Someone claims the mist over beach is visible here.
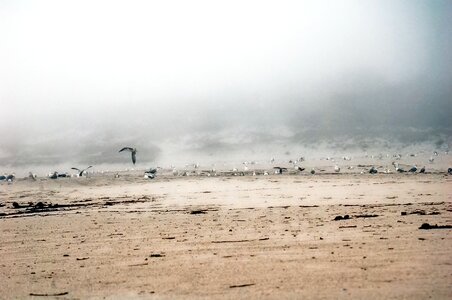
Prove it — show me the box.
[1,0,451,172]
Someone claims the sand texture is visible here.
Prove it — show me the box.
[1,172,451,299]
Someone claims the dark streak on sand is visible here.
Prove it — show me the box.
[29,292,69,296]
[229,283,255,288]
[212,237,269,243]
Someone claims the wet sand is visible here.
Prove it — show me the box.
[1,173,451,299]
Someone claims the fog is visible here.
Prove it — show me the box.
[0,0,451,171]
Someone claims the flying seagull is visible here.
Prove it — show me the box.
[119,147,137,165]
[71,166,93,177]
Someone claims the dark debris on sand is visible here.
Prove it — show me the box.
[1,197,158,218]
[401,210,440,216]
[354,214,379,218]
[419,223,452,230]
[334,215,350,221]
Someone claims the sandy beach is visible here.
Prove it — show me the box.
[1,171,451,299]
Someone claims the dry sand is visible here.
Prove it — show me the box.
[1,172,451,299]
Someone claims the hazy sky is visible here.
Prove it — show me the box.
[0,0,451,167]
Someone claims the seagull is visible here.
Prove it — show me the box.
[396,167,406,173]
[297,166,305,172]
[393,162,405,173]
[310,168,315,174]
[428,157,434,163]
[448,168,452,175]
[119,147,137,165]
[49,172,58,179]
[29,172,37,180]
[146,168,157,174]
[273,167,287,174]
[71,166,93,177]
[144,173,155,179]
[409,165,417,173]
[369,166,378,174]
[144,168,158,179]
[419,166,425,173]
[334,165,340,173]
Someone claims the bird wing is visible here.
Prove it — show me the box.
[119,147,134,153]
[83,166,93,171]
[132,152,136,164]
[71,168,81,171]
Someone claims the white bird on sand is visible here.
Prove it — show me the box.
[334,165,340,173]
[297,166,305,172]
[273,167,288,174]
[393,162,406,173]
[119,147,137,165]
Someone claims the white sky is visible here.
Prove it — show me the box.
[0,1,432,108]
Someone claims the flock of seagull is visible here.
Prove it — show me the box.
[0,148,451,183]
